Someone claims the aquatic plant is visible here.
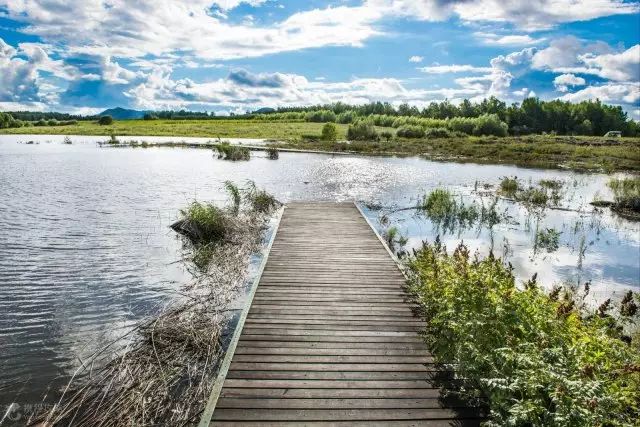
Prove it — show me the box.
[266,146,279,159]
[172,201,230,246]
[63,136,72,144]
[407,240,640,426]
[214,142,250,161]
[539,179,564,190]
[383,226,408,253]
[536,227,561,252]
[608,177,640,217]
[243,180,280,214]
[418,189,507,234]
[224,180,242,214]
[499,176,519,196]
[107,133,119,144]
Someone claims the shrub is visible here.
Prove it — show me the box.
[98,115,114,125]
[336,110,356,124]
[380,130,393,142]
[321,122,338,141]
[305,110,336,123]
[424,127,452,138]
[447,117,476,135]
[143,113,158,120]
[47,119,58,126]
[472,113,508,137]
[408,241,640,426]
[396,125,425,138]
[346,121,378,141]
[35,119,47,126]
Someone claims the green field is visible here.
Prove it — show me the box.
[2,119,639,171]
[0,119,350,140]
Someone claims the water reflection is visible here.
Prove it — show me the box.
[0,138,638,413]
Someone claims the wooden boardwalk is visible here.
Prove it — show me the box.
[204,202,483,426]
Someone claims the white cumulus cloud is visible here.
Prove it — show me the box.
[553,73,586,92]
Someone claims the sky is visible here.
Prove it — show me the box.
[0,0,638,117]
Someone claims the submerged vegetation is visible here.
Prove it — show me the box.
[499,176,564,207]
[408,240,640,426]
[419,189,504,233]
[37,182,280,426]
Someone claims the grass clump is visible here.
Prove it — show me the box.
[172,202,230,246]
[419,189,493,233]
[243,180,280,213]
[608,177,640,218]
[214,142,250,161]
[266,146,279,159]
[408,240,640,426]
[383,226,409,254]
[499,176,519,196]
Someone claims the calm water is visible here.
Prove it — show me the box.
[1,137,638,417]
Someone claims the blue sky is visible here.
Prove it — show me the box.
[0,0,638,117]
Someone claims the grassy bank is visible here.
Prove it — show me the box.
[407,240,640,426]
[2,119,639,171]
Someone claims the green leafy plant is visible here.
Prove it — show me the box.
[407,241,640,426]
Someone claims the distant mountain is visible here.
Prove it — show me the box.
[99,107,146,120]
[252,107,276,114]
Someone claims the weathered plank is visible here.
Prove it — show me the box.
[203,202,481,425]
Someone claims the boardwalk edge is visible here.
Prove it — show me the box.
[198,206,285,427]
[354,202,408,279]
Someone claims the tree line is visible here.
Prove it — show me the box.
[257,97,638,136]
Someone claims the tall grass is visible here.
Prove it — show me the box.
[608,177,640,217]
[214,142,250,160]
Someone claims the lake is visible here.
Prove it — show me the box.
[1,136,638,417]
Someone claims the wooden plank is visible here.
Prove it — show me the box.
[203,203,479,426]
[212,408,481,421]
[216,398,453,409]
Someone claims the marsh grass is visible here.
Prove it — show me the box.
[419,189,504,233]
[35,182,280,426]
[266,146,279,160]
[608,177,640,218]
[383,226,409,254]
[500,177,563,208]
[214,142,250,161]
